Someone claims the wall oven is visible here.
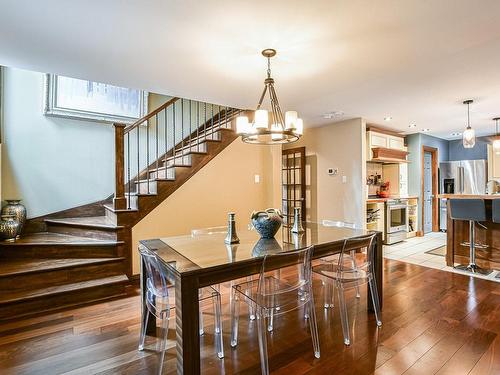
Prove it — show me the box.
[385,198,408,244]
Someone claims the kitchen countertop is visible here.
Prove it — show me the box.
[438,194,500,200]
[366,196,418,203]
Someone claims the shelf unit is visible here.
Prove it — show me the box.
[407,197,418,238]
[366,201,385,241]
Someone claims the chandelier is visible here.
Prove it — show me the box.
[236,49,303,144]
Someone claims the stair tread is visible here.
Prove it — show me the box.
[0,232,123,246]
[0,275,129,304]
[45,216,123,229]
[0,257,125,278]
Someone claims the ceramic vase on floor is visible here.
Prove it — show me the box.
[1,199,26,238]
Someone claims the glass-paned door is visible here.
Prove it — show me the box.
[282,147,306,227]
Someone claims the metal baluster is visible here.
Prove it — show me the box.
[197,102,200,152]
[172,101,176,168]
[210,104,214,140]
[167,107,168,179]
[146,116,150,194]
[136,126,140,199]
[155,113,159,179]
[190,100,193,154]
[181,99,184,163]
[127,132,131,209]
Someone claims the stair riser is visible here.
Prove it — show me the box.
[0,283,127,321]
[0,261,125,291]
[0,245,120,259]
[136,180,157,195]
[46,224,120,240]
[149,168,175,180]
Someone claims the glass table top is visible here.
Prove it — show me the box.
[140,222,373,275]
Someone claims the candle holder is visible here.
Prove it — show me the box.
[291,207,305,234]
[224,212,240,244]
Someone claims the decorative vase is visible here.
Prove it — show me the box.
[0,215,19,242]
[1,200,26,237]
[251,208,283,239]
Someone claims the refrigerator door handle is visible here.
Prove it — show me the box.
[458,166,464,193]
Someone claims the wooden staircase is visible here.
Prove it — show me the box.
[0,98,243,320]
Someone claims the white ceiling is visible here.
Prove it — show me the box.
[1,0,500,139]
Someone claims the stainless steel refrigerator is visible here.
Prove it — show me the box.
[439,160,487,231]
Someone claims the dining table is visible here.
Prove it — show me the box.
[139,222,383,374]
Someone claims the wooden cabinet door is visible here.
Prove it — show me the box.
[488,144,500,179]
[370,132,388,148]
[388,135,405,150]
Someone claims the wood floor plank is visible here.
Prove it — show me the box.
[0,259,499,375]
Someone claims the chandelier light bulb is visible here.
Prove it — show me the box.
[295,118,304,135]
[285,111,298,129]
[254,109,269,129]
[236,116,249,134]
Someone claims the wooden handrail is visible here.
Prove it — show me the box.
[124,97,180,134]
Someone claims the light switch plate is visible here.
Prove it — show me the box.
[254,174,260,183]
[342,175,347,183]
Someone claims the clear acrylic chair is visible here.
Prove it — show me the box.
[320,220,360,308]
[312,233,381,346]
[138,247,224,375]
[230,246,320,375]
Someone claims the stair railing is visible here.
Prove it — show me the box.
[113,97,242,210]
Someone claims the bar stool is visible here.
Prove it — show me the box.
[449,199,492,275]
[492,199,500,279]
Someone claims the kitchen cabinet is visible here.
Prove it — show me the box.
[366,128,406,161]
[382,163,408,197]
[487,144,500,180]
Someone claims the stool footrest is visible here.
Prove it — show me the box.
[459,242,489,249]
[454,264,493,276]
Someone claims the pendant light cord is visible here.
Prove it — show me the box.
[467,102,471,129]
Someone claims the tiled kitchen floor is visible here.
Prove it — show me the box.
[383,231,500,283]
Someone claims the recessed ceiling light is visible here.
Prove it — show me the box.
[323,111,344,119]
[451,132,462,136]
[384,116,392,121]
[421,128,430,132]
[408,123,417,128]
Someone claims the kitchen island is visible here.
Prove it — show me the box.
[438,194,500,270]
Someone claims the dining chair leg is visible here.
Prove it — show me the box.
[158,313,170,375]
[213,292,224,358]
[308,289,321,358]
[256,312,270,375]
[323,279,335,309]
[199,302,205,336]
[350,250,361,298]
[230,287,240,347]
[337,284,351,346]
[138,308,149,350]
[268,278,276,332]
[368,278,382,327]
[246,276,256,320]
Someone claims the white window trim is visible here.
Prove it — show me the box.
[43,74,148,124]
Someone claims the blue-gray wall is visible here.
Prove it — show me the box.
[406,133,450,232]
[448,136,489,161]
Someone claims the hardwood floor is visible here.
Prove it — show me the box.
[1,259,499,374]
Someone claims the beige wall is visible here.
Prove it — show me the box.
[131,139,281,274]
[284,118,366,228]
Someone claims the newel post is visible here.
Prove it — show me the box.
[113,123,127,210]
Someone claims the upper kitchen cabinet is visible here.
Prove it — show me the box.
[366,125,408,163]
[487,144,500,180]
